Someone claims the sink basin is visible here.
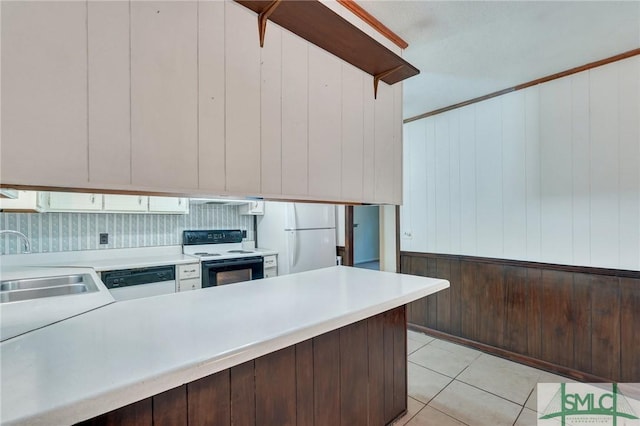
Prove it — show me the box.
[0,274,99,303]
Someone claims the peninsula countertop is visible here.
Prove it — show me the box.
[1,266,449,425]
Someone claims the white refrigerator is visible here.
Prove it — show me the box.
[257,202,336,275]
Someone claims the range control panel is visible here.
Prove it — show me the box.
[183,229,243,245]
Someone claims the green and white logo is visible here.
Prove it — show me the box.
[538,383,640,426]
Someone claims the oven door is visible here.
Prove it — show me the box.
[201,256,264,288]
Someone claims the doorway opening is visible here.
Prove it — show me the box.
[348,205,380,270]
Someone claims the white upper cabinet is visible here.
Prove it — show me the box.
[103,195,147,213]
[1,2,88,187]
[224,2,261,195]
[88,1,131,186]
[0,0,404,205]
[148,196,189,214]
[46,193,103,212]
[130,1,199,190]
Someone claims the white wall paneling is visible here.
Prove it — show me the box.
[617,56,640,270]
[539,77,573,265]
[458,104,477,256]
[199,1,226,192]
[402,55,640,270]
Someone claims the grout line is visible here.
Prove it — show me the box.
[428,405,472,426]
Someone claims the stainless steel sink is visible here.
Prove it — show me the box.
[0,274,99,303]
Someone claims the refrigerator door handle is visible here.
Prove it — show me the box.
[288,231,298,269]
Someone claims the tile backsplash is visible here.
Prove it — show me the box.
[0,203,254,255]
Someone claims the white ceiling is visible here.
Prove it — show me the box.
[359,1,640,119]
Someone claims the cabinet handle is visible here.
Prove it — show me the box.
[138,196,142,205]
[91,194,95,204]
[178,198,182,206]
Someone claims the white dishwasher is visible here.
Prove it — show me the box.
[101,266,176,301]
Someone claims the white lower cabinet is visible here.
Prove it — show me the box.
[177,263,201,292]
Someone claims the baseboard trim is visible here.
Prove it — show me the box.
[407,324,611,383]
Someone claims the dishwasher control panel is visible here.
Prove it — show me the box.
[101,266,176,289]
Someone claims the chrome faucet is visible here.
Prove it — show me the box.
[0,230,32,254]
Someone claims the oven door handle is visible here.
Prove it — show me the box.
[204,258,262,268]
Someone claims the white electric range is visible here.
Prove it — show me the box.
[182,230,264,287]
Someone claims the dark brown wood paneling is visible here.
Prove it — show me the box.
[407,256,428,324]
[230,361,256,426]
[295,341,314,426]
[459,260,478,340]
[367,311,385,426]
[449,258,462,335]
[540,270,574,367]
[340,319,369,425]
[344,206,354,266]
[526,268,543,359]
[426,258,438,328]
[188,371,230,426]
[383,310,395,423]
[590,275,620,381]
[435,258,451,333]
[620,278,640,382]
[77,398,152,426]
[401,251,637,383]
[504,265,528,354]
[314,329,341,426]
[256,347,297,425]
[152,386,187,426]
[392,307,407,418]
[572,273,592,374]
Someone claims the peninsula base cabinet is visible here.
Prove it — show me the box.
[1,0,403,206]
[77,306,407,426]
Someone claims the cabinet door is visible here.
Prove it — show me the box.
[1,2,88,187]
[48,192,102,211]
[198,0,226,192]
[373,83,395,204]
[103,195,147,212]
[341,64,365,202]
[225,1,261,194]
[281,32,309,196]
[88,1,131,185]
[308,45,342,200]
[148,197,189,214]
[130,1,198,190]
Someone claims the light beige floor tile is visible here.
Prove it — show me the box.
[408,338,428,354]
[457,354,540,405]
[406,406,467,426]
[525,387,537,411]
[408,344,477,378]
[429,380,522,426]
[514,408,538,426]
[527,371,576,412]
[429,339,482,359]
[393,397,426,425]
[408,330,435,344]
[408,361,453,404]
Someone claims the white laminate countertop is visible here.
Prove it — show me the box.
[0,246,199,272]
[1,266,449,425]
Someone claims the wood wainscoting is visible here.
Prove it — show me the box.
[78,306,407,426]
[400,252,640,383]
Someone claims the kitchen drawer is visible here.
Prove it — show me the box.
[178,263,200,279]
[177,278,201,292]
[263,255,277,268]
[264,267,277,278]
